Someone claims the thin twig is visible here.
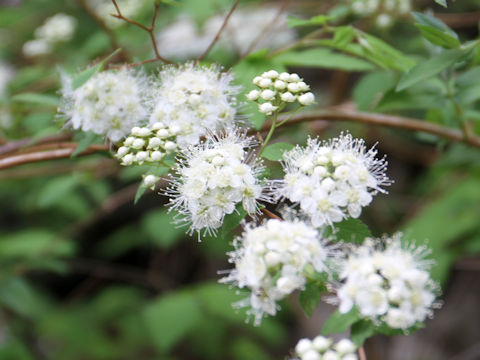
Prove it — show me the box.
[0,144,108,169]
[358,346,367,360]
[0,133,73,156]
[111,0,173,64]
[196,0,240,63]
[261,208,282,220]
[242,0,290,58]
[76,0,129,61]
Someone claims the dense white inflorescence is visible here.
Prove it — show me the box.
[34,13,77,43]
[336,235,439,330]
[88,0,144,28]
[350,0,411,28]
[279,133,391,227]
[221,219,331,326]
[156,5,295,58]
[294,336,358,360]
[23,13,76,57]
[166,131,268,237]
[150,63,239,148]
[60,68,148,142]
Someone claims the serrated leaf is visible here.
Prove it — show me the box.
[287,15,331,28]
[396,47,472,91]
[329,218,372,244]
[416,24,460,49]
[322,309,360,335]
[299,281,325,317]
[351,320,375,346]
[274,48,375,72]
[261,142,295,161]
[11,93,60,107]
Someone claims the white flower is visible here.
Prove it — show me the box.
[246,90,260,101]
[258,102,277,115]
[336,235,439,330]
[281,92,296,102]
[34,13,76,43]
[166,131,269,238]
[149,63,240,148]
[60,68,148,142]
[293,336,357,360]
[23,39,51,57]
[221,218,331,325]
[278,133,392,227]
[298,92,315,106]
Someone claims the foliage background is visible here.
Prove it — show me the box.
[1,0,480,359]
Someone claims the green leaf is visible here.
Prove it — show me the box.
[11,93,60,107]
[274,48,375,72]
[217,206,247,241]
[287,15,331,28]
[396,48,472,91]
[322,309,360,335]
[377,322,424,336]
[353,71,396,111]
[143,290,202,352]
[142,209,185,249]
[134,184,147,205]
[434,0,447,8]
[0,277,43,318]
[416,24,460,49]
[72,48,122,90]
[230,338,270,360]
[261,142,295,161]
[299,281,325,317]
[329,218,372,244]
[351,320,375,346]
[71,131,101,157]
[37,174,82,208]
[333,26,355,48]
[412,12,455,35]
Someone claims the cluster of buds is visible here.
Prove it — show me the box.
[116,122,178,167]
[246,70,315,115]
[294,336,357,360]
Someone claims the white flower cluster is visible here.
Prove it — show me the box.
[350,0,411,28]
[23,13,76,57]
[222,219,330,326]
[246,70,315,115]
[280,133,391,227]
[60,68,148,142]
[294,337,357,360]
[167,132,267,237]
[156,6,296,58]
[116,123,178,188]
[88,0,144,28]
[150,64,239,148]
[337,236,438,330]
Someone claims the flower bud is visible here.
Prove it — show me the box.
[143,174,159,188]
[132,138,145,149]
[137,127,151,137]
[260,89,276,101]
[164,141,177,151]
[148,137,162,148]
[151,122,165,130]
[287,82,300,93]
[335,339,355,354]
[265,70,279,78]
[258,78,272,88]
[274,80,286,90]
[279,72,290,81]
[117,146,129,157]
[280,92,296,102]
[295,339,313,355]
[312,336,331,352]
[157,129,170,138]
[136,151,148,162]
[122,153,134,165]
[124,136,135,146]
[150,150,164,161]
[246,90,260,101]
[298,92,315,105]
[258,102,277,115]
[289,73,301,82]
[253,76,262,85]
[131,126,142,136]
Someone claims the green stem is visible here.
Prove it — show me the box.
[258,112,278,156]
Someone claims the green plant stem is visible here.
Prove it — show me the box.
[258,112,278,156]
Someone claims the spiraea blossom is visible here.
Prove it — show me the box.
[294,336,357,360]
[34,13,77,43]
[23,13,76,57]
[350,0,411,28]
[167,131,268,237]
[149,63,239,148]
[336,235,439,330]
[156,5,295,59]
[221,219,331,325]
[60,68,148,142]
[279,133,391,227]
[246,70,315,115]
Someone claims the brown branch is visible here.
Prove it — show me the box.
[436,11,480,29]
[273,107,480,148]
[261,208,282,220]
[76,0,129,61]
[111,0,173,64]
[358,346,367,360]
[196,0,240,63]
[0,133,73,156]
[0,144,109,170]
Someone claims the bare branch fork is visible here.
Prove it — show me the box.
[110,0,173,64]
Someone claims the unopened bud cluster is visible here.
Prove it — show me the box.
[116,123,177,167]
[350,0,411,28]
[246,70,315,115]
[294,337,357,360]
